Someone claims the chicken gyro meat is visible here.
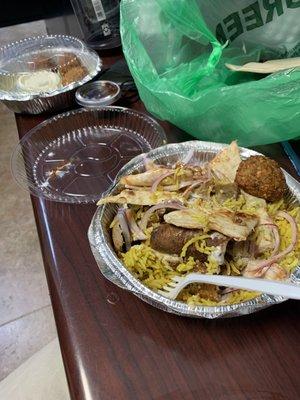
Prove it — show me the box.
[206,232,230,265]
[210,141,241,182]
[97,189,185,206]
[235,156,287,201]
[120,168,169,187]
[164,208,258,241]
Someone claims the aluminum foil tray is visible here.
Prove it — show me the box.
[0,35,101,114]
[88,141,300,318]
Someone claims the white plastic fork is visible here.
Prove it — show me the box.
[158,273,300,300]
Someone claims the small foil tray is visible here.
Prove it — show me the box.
[11,107,166,203]
[0,35,101,101]
[88,141,300,318]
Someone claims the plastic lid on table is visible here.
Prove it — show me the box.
[75,80,121,107]
[11,107,167,203]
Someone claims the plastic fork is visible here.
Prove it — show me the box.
[225,57,300,74]
[158,273,300,300]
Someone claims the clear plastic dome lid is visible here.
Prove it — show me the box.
[11,107,167,203]
[0,35,101,100]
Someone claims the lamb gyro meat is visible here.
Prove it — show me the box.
[150,223,199,255]
[150,224,229,266]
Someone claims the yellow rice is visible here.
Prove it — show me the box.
[121,196,300,306]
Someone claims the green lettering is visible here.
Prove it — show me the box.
[242,1,264,31]
[263,0,284,23]
[286,0,300,7]
[215,23,227,44]
[223,12,243,42]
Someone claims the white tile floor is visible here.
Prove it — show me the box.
[0,20,69,399]
[0,339,69,400]
[0,306,57,379]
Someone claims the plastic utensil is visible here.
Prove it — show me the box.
[226,57,300,74]
[158,273,300,300]
[281,141,300,177]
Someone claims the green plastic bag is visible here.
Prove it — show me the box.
[120,0,300,146]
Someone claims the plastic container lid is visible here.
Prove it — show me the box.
[0,35,101,101]
[75,80,121,107]
[11,107,167,203]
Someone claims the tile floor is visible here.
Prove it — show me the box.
[0,20,69,399]
[0,339,69,400]
[0,99,59,380]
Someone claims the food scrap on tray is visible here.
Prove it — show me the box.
[97,141,300,306]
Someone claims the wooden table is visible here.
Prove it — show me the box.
[15,51,300,400]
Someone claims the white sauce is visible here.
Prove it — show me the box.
[17,70,61,93]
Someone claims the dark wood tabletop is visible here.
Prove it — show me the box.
[15,50,300,400]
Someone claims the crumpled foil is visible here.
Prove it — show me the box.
[88,141,300,318]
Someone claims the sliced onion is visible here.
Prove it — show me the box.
[183,179,209,198]
[161,180,195,192]
[270,225,280,257]
[124,184,146,190]
[264,263,287,281]
[258,223,280,257]
[151,171,175,193]
[221,287,239,295]
[117,208,132,251]
[245,211,297,276]
[139,201,186,231]
[125,209,147,241]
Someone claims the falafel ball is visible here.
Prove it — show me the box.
[235,155,287,201]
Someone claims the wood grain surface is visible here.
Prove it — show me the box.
[15,52,300,400]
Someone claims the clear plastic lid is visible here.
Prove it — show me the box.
[75,80,121,107]
[0,35,101,100]
[11,107,167,203]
